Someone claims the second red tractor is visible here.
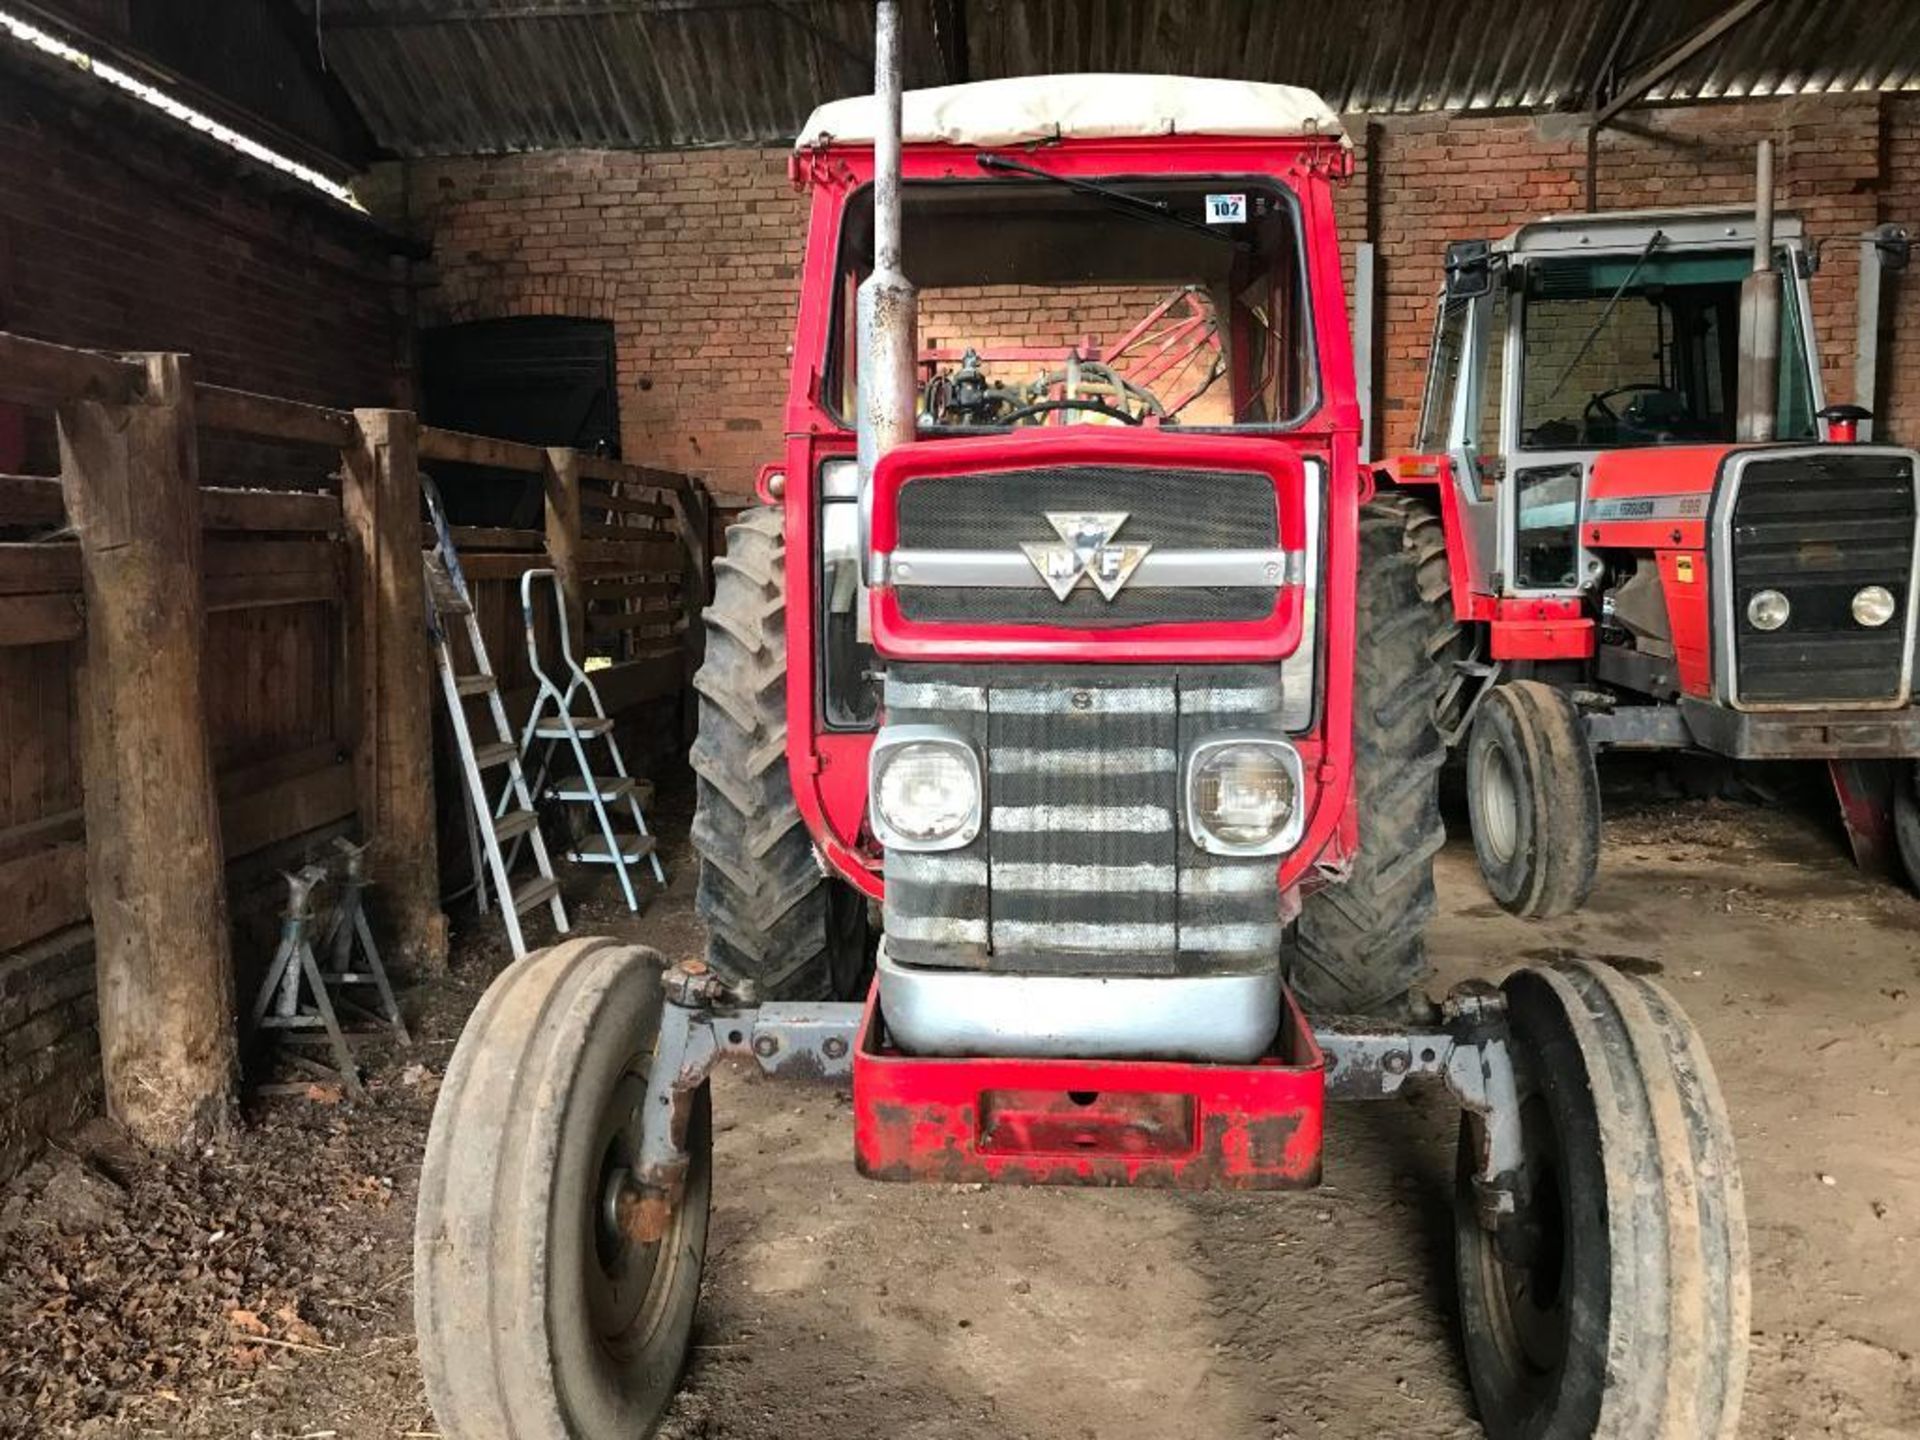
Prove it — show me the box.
[1388,198,1920,914]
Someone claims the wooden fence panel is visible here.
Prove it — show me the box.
[203,603,341,774]
[0,330,710,975]
[0,642,81,832]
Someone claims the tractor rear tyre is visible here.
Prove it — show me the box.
[1467,681,1601,918]
[1455,959,1748,1440]
[691,506,869,1000]
[1292,492,1457,1016]
[415,937,710,1440]
[1893,761,1920,897]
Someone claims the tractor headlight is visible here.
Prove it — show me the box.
[1851,584,1897,629]
[870,728,981,851]
[1185,736,1304,856]
[1747,589,1791,632]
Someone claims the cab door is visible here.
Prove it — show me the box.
[1412,284,1501,595]
[1498,274,1596,599]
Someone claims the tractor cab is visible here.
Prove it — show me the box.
[1389,199,1920,920]
[1418,207,1824,602]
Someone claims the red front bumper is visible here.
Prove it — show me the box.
[852,988,1326,1189]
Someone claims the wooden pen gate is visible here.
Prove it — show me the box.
[0,331,709,1156]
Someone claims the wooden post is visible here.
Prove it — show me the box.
[57,352,237,1148]
[543,447,585,649]
[669,478,713,744]
[342,409,448,976]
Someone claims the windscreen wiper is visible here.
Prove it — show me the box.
[1538,229,1667,409]
[975,152,1246,249]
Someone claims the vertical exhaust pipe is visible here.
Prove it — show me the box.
[856,0,918,503]
[1736,140,1780,443]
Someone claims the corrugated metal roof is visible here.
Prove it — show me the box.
[295,0,1920,157]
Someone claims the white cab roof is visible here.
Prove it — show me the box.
[1499,206,1805,256]
[795,75,1349,152]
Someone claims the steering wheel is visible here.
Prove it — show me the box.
[1584,383,1684,428]
[997,397,1143,427]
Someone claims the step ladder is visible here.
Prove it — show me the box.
[423,480,569,960]
[504,567,666,913]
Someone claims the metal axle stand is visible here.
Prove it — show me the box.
[246,846,413,1100]
[247,865,367,1100]
[318,838,410,1045]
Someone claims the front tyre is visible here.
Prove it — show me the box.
[415,938,710,1440]
[1456,960,1749,1440]
[1467,681,1601,918]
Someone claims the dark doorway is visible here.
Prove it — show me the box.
[418,316,621,527]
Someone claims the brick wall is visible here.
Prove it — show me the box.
[917,284,1229,423]
[397,148,807,500]
[401,93,1920,489]
[0,69,403,489]
[1881,96,1920,439]
[0,934,97,1172]
[0,69,403,1178]
[1368,96,1892,451]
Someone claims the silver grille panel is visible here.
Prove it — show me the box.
[881,663,1286,977]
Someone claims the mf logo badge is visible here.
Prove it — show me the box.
[1021,512,1153,601]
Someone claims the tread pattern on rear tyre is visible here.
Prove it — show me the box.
[1893,761,1920,897]
[690,506,835,1000]
[1514,960,1748,1440]
[415,937,706,1440]
[1292,491,1459,1015]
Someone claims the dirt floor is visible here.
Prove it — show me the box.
[2,767,1917,1439]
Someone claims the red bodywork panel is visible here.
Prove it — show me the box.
[778,133,1363,901]
[1488,597,1593,660]
[1582,446,1733,697]
[1383,448,1740,690]
[852,989,1326,1189]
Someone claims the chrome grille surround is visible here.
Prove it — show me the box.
[1713,447,1920,709]
[889,464,1283,628]
[880,663,1288,977]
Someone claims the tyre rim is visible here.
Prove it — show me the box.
[1475,1093,1571,1383]
[1477,741,1521,865]
[584,1066,671,1356]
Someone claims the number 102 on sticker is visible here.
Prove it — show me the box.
[1205,193,1246,225]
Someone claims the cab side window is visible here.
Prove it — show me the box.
[1415,296,1470,454]
[1473,285,1508,460]
[1460,282,1509,499]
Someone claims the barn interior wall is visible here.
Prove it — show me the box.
[0,64,405,481]
[391,148,807,501]
[0,68,404,1176]
[399,92,1920,496]
[1364,95,1901,448]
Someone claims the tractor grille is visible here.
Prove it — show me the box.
[1725,451,1918,705]
[894,465,1278,628]
[881,663,1286,977]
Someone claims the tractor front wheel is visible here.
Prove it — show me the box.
[1466,681,1601,918]
[414,937,710,1440]
[1455,959,1748,1439]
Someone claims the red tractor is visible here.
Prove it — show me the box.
[413,12,1748,1438]
[1389,181,1920,916]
